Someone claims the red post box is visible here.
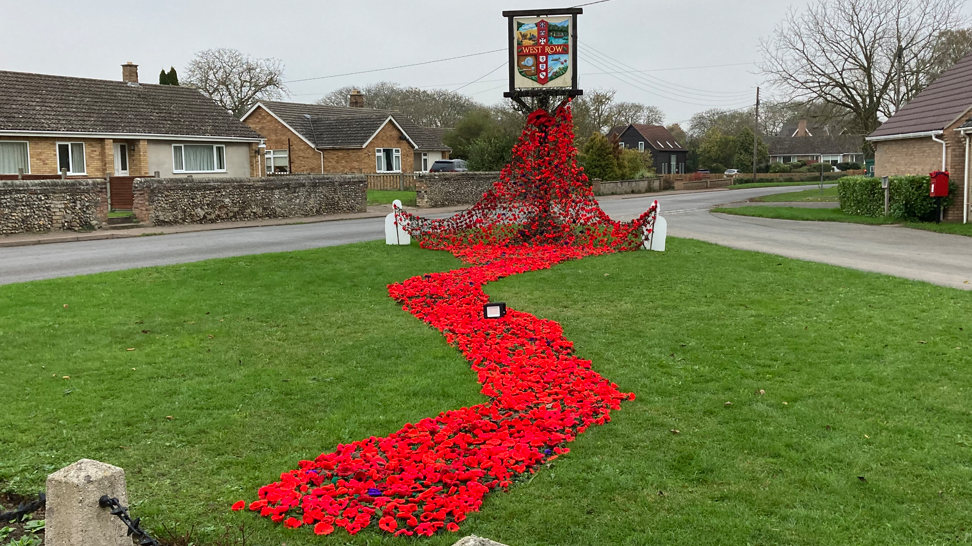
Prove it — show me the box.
[930,171,950,197]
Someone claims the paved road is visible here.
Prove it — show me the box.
[0,184,968,290]
[600,188,972,291]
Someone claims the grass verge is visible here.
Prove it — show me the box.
[712,206,972,237]
[728,181,836,190]
[367,190,417,207]
[2,239,971,545]
[753,186,838,202]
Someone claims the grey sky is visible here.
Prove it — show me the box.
[3,0,967,126]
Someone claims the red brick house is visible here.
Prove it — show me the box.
[240,98,451,175]
[0,63,263,181]
[867,53,972,223]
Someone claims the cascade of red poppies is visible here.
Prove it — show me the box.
[239,104,658,537]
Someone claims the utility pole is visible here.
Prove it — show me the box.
[752,86,760,185]
[895,45,904,111]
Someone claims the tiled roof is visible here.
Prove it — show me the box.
[0,70,262,140]
[253,101,451,151]
[608,124,686,152]
[870,52,972,138]
[630,124,687,152]
[767,134,864,156]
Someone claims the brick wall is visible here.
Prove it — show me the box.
[133,174,367,225]
[0,136,111,177]
[321,122,417,174]
[873,125,969,222]
[414,172,499,208]
[243,106,323,174]
[0,179,108,234]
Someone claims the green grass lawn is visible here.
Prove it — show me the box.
[753,186,838,202]
[728,181,836,190]
[712,206,972,237]
[108,210,135,218]
[2,240,972,545]
[367,190,417,207]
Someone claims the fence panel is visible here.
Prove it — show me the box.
[367,174,418,191]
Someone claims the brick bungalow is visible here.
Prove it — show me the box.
[607,124,687,175]
[0,63,263,182]
[240,96,451,175]
[867,53,972,223]
[767,120,865,166]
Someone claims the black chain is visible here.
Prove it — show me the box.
[98,495,164,546]
[0,493,45,523]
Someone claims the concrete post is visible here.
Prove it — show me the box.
[45,459,131,546]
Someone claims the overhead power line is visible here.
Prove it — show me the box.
[285,49,506,84]
[581,42,754,99]
[582,51,755,108]
[453,61,508,93]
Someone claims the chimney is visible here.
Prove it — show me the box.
[349,89,365,108]
[796,119,808,137]
[122,62,139,84]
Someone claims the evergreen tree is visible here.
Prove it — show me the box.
[581,133,619,181]
[159,69,169,85]
[166,67,179,86]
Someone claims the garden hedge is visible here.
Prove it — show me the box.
[838,175,958,221]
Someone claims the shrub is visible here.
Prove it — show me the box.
[838,175,958,221]
[769,163,791,174]
[836,162,862,171]
[708,163,727,174]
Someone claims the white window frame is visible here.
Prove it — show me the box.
[172,144,227,174]
[265,149,289,174]
[56,142,86,175]
[638,141,645,152]
[618,142,625,149]
[422,152,429,172]
[375,147,402,173]
[0,141,30,175]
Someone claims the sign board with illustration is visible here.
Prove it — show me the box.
[503,8,582,100]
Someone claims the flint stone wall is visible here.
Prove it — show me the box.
[134,175,367,226]
[415,172,499,208]
[593,178,666,195]
[0,179,108,235]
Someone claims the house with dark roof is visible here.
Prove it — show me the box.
[867,52,972,223]
[240,95,451,175]
[766,119,865,166]
[607,124,687,175]
[0,63,263,180]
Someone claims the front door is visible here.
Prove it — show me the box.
[113,143,129,175]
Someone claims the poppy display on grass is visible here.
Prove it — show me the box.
[243,104,658,537]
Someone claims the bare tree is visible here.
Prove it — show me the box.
[759,0,966,136]
[184,48,287,118]
[925,28,972,83]
[317,82,477,128]
[573,88,665,141]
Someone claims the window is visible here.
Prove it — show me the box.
[375,148,401,172]
[782,156,793,164]
[173,144,226,173]
[56,142,86,175]
[265,149,289,174]
[618,142,625,149]
[822,154,841,166]
[0,141,29,174]
[638,141,645,152]
[422,152,429,171]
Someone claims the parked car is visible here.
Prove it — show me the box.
[696,169,711,174]
[429,159,469,173]
[725,169,740,176]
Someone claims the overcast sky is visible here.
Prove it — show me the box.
[3,0,964,126]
